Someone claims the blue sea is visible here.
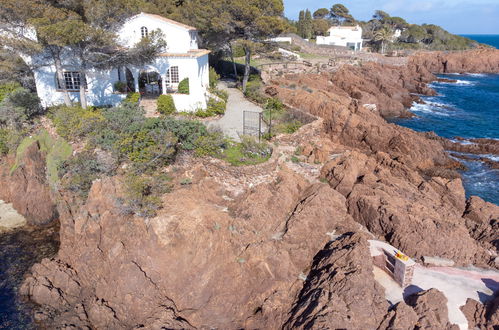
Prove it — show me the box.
[461,34,499,49]
[393,73,499,205]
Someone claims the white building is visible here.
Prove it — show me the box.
[316,25,363,51]
[26,13,210,111]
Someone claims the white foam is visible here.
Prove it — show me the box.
[449,139,475,146]
[434,79,475,86]
[410,103,450,116]
[466,73,486,77]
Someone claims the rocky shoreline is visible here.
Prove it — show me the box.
[2,48,499,329]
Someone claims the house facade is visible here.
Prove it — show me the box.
[316,25,363,51]
[27,13,210,111]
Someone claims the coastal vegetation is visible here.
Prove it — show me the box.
[294,4,479,51]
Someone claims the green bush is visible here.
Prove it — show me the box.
[12,130,72,186]
[157,94,176,115]
[143,117,208,151]
[0,129,10,155]
[101,103,145,133]
[220,136,272,166]
[117,127,177,173]
[120,173,172,218]
[114,81,127,93]
[277,120,302,134]
[0,88,42,128]
[0,82,21,103]
[178,78,189,94]
[193,98,227,118]
[244,75,267,104]
[194,131,228,157]
[125,92,140,104]
[58,151,112,198]
[51,105,105,141]
[210,87,228,102]
[209,67,220,89]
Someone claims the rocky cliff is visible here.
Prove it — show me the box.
[13,49,499,328]
[0,142,57,226]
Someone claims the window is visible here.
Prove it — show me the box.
[141,26,148,38]
[56,71,84,91]
[165,66,179,84]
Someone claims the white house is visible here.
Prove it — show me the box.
[26,13,210,111]
[316,25,363,51]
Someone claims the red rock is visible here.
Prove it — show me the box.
[0,142,57,225]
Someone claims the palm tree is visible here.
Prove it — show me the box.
[374,27,392,54]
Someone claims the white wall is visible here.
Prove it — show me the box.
[118,14,198,53]
[29,13,209,111]
[316,26,363,50]
[33,65,126,108]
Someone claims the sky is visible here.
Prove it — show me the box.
[283,0,499,34]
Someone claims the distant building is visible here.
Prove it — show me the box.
[316,25,363,51]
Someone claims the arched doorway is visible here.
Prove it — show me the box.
[139,70,162,96]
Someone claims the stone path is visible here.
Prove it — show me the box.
[207,81,264,141]
[140,96,160,118]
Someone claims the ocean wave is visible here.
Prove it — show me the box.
[449,139,475,145]
[466,73,487,77]
[410,103,450,116]
[434,79,475,86]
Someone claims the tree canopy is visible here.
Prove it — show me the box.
[330,4,355,25]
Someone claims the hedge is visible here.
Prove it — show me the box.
[157,94,176,115]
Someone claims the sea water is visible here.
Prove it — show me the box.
[393,73,499,205]
[461,34,499,49]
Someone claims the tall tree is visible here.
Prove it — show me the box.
[176,0,286,92]
[312,19,330,36]
[330,3,355,26]
[373,10,390,22]
[313,8,330,19]
[297,10,305,38]
[374,27,392,54]
[303,9,313,39]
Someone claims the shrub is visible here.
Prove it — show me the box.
[58,151,112,198]
[100,103,145,133]
[120,173,172,218]
[51,105,105,141]
[125,92,140,104]
[207,98,226,115]
[117,127,177,173]
[277,120,302,134]
[0,82,21,103]
[209,67,220,88]
[193,98,227,118]
[221,136,272,166]
[0,129,10,155]
[148,118,208,150]
[194,131,228,157]
[12,130,72,186]
[244,75,267,104]
[210,87,228,102]
[157,94,176,115]
[114,81,127,93]
[0,88,42,128]
[178,78,189,94]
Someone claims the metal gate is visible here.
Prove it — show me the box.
[243,111,263,141]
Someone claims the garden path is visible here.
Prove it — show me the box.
[207,81,264,142]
